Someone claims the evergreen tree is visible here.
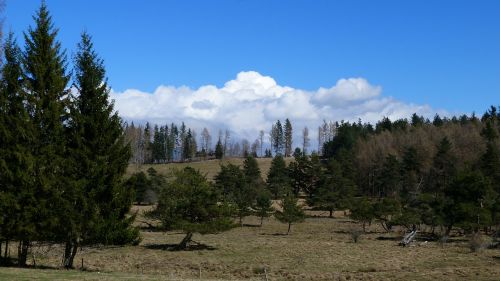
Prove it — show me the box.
[443,169,497,234]
[215,164,256,226]
[273,120,284,155]
[0,33,35,265]
[350,197,375,232]
[274,193,305,234]
[255,190,273,226]
[427,137,456,195]
[215,139,224,159]
[284,118,293,157]
[65,32,139,267]
[375,154,401,198]
[266,155,289,199]
[242,156,264,188]
[143,122,152,163]
[124,172,150,205]
[22,2,70,266]
[313,159,356,218]
[150,167,234,249]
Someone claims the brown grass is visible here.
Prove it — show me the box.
[2,207,499,281]
[126,157,293,181]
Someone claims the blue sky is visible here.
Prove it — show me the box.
[4,0,500,143]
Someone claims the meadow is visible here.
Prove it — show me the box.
[1,160,499,280]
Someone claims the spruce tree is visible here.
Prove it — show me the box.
[22,2,70,265]
[0,33,35,265]
[65,32,138,267]
[266,155,289,199]
[284,118,293,157]
[215,139,224,159]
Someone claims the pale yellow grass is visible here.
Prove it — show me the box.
[1,206,499,281]
[126,157,293,181]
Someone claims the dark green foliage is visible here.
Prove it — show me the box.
[443,169,497,233]
[274,193,305,234]
[21,2,70,265]
[243,156,264,187]
[255,189,273,226]
[151,167,234,249]
[284,118,293,157]
[374,154,401,198]
[289,153,322,197]
[372,198,401,232]
[125,172,150,204]
[0,33,35,266]
[215,139,224,159]
[266,155,290,199]
[215,163,257,226]
[322,121,371,158]
[273,120,284,155]
[350,197,375,232]
[427,137,456,194]
[312,159,355,218]
[63,32,139,266]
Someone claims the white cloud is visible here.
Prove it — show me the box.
[110,71,446,149]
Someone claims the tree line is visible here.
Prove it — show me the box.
[0,4,138,268]
[132,107,499,249]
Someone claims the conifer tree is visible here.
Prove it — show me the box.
[243,156,264,187]
[151,167,234,249]
[275,193,305,234]
[215,139,224,159]
[215,163,256,226]
[255,190,273,226]
[266,155,289,199]
[21,2,70,265]
[0,33,35,265]
[284,119,293,157]
[65,32,138,267]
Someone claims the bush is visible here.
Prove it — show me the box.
[350,228,363,243]
[468,233,486,252]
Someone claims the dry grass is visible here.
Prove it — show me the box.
[2,207,499,281]
[126,157,293,181]
[1,160,498,280]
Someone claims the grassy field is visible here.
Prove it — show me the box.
[1,159,499,280]
[1,206,499,281]
[126,157,293,181]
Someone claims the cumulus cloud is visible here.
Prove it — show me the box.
[110,71,445,149]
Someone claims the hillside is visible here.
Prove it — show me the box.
[126,157,294,181]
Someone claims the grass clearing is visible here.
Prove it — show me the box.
[1,207,499,280]
[126,157,293,181]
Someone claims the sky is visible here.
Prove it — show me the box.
[4,0,500,147]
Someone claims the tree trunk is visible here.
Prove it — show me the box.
[17,240,29,267]
[362,222,366,233]
[445,225,453,237]
[63,240,79,269]
[4,240,8,259]
[260,216,264,227]
[239,215,243,227]
[329,209,333,218]
[177,232,193,250]
[287,223,291,235]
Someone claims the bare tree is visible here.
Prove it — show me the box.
[241,139,250,157]
[251,139,260,157]
[302,126,310,155]
[223,129,230,157]
[201,127,211,158]
[259,130,265,157]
